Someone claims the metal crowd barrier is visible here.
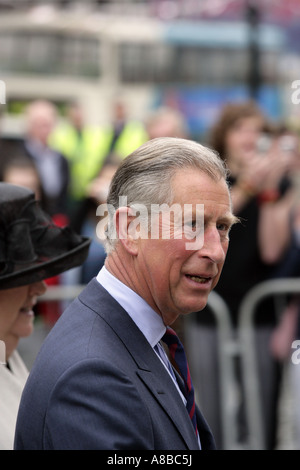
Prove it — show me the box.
[185,290,240,450]
[204,290,240,449]
[237,277,300,450]
[39,284,86,302]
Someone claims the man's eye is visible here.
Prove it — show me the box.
[184,220,197,230]
[217,223,231,237]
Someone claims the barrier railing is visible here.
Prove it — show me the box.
[205,291,241,449]
[237,277,300,450]
[39,284,86,301]
[184,290,240,450]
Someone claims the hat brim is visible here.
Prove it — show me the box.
[0,237,91,290]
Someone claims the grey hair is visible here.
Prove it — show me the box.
[103,137,229,253]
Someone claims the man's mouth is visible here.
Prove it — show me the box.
[185,274,212,284]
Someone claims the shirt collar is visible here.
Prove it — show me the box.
[96,266,166,347]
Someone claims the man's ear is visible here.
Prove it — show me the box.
[115,207,139,255]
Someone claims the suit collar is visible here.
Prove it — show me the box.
[97,266,166,348]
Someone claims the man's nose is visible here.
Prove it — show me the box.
[199,227,227,264]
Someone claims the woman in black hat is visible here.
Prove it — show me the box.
[0,182,90,449]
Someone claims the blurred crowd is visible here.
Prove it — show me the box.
[1,96,300,450]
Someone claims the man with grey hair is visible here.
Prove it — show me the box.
[15,137,237,450]
[22,99,70,217]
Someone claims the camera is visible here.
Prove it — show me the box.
[256,134,272,154]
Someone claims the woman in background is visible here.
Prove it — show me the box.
[0,182,90,449]
[185,101,298,449]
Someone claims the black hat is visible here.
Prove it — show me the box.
[0,182,91,290]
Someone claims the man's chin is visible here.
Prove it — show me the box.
[180,299,209,316]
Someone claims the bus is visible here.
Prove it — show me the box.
[0,7,288,140]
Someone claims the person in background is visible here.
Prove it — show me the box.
[0,154,44,203]
[267,125,300,448]
[0,154,79,325]
[74,163,118,284]
[50,100,148,284]
[50,100,148,220]
[22,99,70,219]
[185,101,298,449]
[145,106,189,140]
[49,101,114,219]
[105,98,148,161]
[14,137,237,450]
[0,182,90,450]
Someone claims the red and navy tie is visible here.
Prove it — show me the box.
[162,326,198,436]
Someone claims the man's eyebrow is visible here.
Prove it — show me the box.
[192,213,240,231]
[222,213,240,226]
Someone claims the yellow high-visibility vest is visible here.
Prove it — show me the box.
[50,121,148,200]
[50,124,113,200]
[111,120,148,160]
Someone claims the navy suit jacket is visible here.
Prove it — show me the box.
[14,279,216,450]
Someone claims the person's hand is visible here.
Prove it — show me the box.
[261,147,294,191]
[269,301,299,362]
[235,150,276,196]
[236,145,294,198]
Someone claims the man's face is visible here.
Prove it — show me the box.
[135,168,235,326]
[28,107,56,145]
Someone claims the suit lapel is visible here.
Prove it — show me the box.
[136,368,199,449]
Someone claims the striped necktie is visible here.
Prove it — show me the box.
[162,326,198,436]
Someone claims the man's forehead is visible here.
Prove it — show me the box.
[171,173,229,202]
[171,167,226,186]
[169,169,236,222]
